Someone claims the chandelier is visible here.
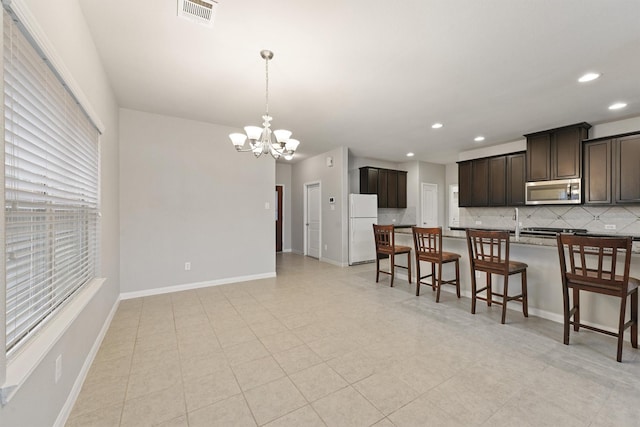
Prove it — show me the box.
[229,50,300,160]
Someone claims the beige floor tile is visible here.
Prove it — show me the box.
[130,347,180,375]
[312,386,384,427]
[71,375,128,416]
[232,355,286,391]
[135,331,178,353]
[216,325,257,348]
[289,363,348,402]
[354,373,420,415]
[224,339,270,366]
[177,333,221,357]
[65,403,122,427]
[264,405,326,427]
[126,366,182,400]
[259,330,304,354]
[83,354,132,386]
[244,377,307,425]
[273,344,323,375]
[155,414,189,427]
[387,394,467,427]
[371,418,395,427]
[120,386,186,427]
[249,319,288,337]
[183,365,241,412]
[326,350,382,384]
[179,348,229,381]
[188,394,256,427]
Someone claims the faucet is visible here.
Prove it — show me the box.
[514,207,520,241]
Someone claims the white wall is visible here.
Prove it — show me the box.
[276,163,292,251]
[119,109,276,295]
[0,0,120,425]
[291,147,349,265]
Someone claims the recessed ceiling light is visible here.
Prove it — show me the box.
[609,102,627,110]
[578,72,600,83]
[431,123,443,129]
[474,136,485,142]
[406,152,414,157]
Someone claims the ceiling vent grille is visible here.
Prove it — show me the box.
[178,0,218,28]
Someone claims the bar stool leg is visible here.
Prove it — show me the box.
[431,263,436,292]
[415,259,421,296]
[471,268,478,314]
[573,288,580,332]
[390,252,395,287]
[617,295,628,362]
[375,255,380,283]
[455,260,461,298]
[522,271,529,317]
[632,290,638,349]
[436,263,443,303]
[407,252,412,284]
[501,275,509,324]
[486,273,492,307]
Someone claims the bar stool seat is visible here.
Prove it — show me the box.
[466,229,529,324]
[373,224,412,287]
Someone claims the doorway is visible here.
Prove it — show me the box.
[275,185,283,252]
[304,182,321,259]
[421,183,438,227]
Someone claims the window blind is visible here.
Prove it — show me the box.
[3,11,100,353]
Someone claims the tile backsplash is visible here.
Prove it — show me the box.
[378,207,417,225]
[460,205,640,236]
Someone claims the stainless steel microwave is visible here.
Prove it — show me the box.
[525,178,581,205]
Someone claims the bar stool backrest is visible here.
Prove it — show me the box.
[466,229,511,275]
[412,227,443,263]
[557,234,632,296]
[373,224,395,254]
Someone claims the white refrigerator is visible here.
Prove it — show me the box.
[349,194,378,265]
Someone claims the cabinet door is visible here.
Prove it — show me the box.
[526,133,551,181]
[359,167,378,194]
[387,170,398,208]
[397,172,407,208]
[614,134,640,203]
[458,161,473,207]
[506,153,526,206]
[377,169,388,208]
[472,158,489,206]
[488,156,506,206]
[583,140,611,204]
[553,126,584,179]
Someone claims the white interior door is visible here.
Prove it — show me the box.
[306,183,321,258]
[421,183,438,227]
[449,184,460,227]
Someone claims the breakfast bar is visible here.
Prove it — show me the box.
[388,226,640,334]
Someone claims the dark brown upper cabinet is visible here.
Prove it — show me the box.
[525,122,591,181]
[359,167,407,208]
[458,160,473,207]
[458,152,526,208]
[506,152,526,206]
[488,156,506,206]
[583,131,640,205]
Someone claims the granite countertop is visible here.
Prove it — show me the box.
[395,226,640,253]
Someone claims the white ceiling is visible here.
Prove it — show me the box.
[78,0,640,164]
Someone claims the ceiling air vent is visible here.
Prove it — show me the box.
[178,0,218,28]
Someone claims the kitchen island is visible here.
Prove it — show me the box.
[388,227,640,334]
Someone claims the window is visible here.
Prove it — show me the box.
[3,10,100,353]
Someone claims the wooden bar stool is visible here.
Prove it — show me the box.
[556,234,638,362]
[372,224,412,287]
[466,229,529,324]
[412,226,461,301]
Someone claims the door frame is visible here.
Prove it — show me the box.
[275,185,284,252]
[303,181,322,258]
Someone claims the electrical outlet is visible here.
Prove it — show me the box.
[475,220,482,225]
[55,354,62,383]
[324,244,328,251]
[184,262,191,271]
[604,224,616,230]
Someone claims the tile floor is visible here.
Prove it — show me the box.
[66,253,640,426]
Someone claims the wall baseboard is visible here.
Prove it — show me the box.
[320,257,348,267]
[120,272,277,300]
[54,295,120,427]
